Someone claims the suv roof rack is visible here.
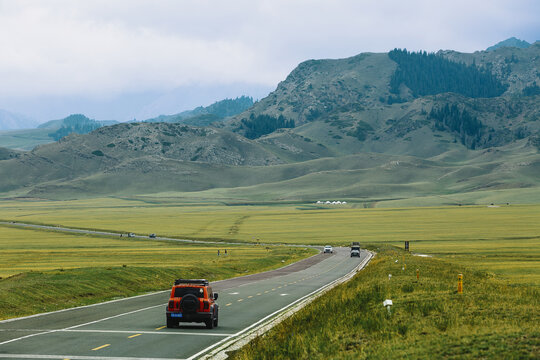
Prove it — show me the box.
[174,279,209,286]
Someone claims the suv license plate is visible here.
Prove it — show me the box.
[171,313,183,318]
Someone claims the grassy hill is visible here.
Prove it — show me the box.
[0,114,118,150]
[143,96,254,125]
[0,44,538,203]
[225,43,539,156]
[0,97,253,151]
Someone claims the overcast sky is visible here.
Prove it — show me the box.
[0,0,538,122]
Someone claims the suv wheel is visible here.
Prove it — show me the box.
[213,309,219,327]
[180,294,198,314]
[205,319,214,329]
[166,316,174,328]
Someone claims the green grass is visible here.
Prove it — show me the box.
[1,199,538,284]
[230,246,539,359]
[0,225,315,320]
[1,199,538,357]
[0,128,53,150]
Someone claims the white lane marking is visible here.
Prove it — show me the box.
[0,329,58,346]
[0,329,54,332]
[65,329,234,337]
[0,249,337,347]
[64,304,165,330]
[0,354,183,360]
[0,247,341,355]
[0,304,165,346]
[187,252,371,360]
[228,292,239,295]
[280,294,288,296]
[0,291,169,324]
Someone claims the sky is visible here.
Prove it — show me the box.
[0,0,538,123]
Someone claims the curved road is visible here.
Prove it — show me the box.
[0,222,372,359]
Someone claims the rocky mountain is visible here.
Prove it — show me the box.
[0,42,539,202]
[486,37,531,51]
[224,43,540,158]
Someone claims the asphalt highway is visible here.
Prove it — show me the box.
[0,248,370,360]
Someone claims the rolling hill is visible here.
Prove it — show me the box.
[0,41,538,204]
[0,97,254,151]
[143,96,254,126]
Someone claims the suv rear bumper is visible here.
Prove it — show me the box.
[166,310,213,323]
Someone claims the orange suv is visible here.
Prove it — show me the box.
[166,279,219,329]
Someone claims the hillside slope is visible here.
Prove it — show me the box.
[0,43,538,202]
[225,43,540,159]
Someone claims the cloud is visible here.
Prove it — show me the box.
[0,1,275,97]
[0,0,538,99]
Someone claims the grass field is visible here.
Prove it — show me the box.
[0,199,538,284]
[0,128,53,150]
[230,246,539,359]
[0,224,314,320]
[1,199,538,357]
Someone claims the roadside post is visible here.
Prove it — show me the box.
[404,241,409,251]
[416,269,419,281]
[458,273,463,294]
[383,299,393,315]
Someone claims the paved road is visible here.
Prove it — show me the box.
[0,221,313,249]
[0,248,371,360]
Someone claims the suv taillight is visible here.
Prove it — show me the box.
[168,300,174,310]
[203,300,209,311]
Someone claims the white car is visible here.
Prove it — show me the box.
[323,245,333,254]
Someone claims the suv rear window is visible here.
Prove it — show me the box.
[174,287,205,298]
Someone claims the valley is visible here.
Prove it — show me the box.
[0,34,539,359]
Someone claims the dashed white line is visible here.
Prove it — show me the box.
[65,329,233,337]
[0,355,182,360]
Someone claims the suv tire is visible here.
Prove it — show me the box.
[180,294,198,314]
[166,316,175,328]
[213,309,219,327]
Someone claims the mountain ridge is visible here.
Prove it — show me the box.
[0,44,538,203]
[486,37,531,51]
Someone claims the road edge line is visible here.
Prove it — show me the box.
[194,251,375,360]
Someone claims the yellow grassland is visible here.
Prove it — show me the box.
[0,199,538,284]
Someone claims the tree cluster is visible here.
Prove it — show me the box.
[429,104,483,149]
[240,114,295,139]
[388,49,507,98]
[194,96,254,118]
[522,83,540,97]
[49,114,102,141]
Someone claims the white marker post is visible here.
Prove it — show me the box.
[383,299,393,315]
